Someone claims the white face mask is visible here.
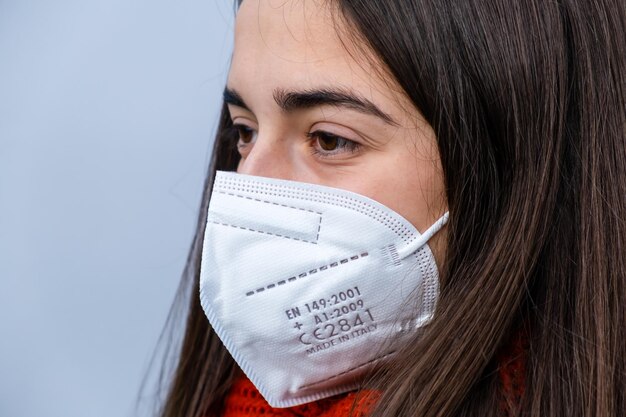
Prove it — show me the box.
[199,171,448,408]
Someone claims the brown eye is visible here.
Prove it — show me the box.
[234,124,256,144]
[317,133,339,151]
[307,130,361,158]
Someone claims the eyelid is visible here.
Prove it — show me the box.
[231,116,257,131]
[309,122,362,145]
[227,102,258,124]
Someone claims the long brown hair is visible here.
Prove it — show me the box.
[155,1,626,416]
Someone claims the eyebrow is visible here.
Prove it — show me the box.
[223,86,398,126]
[223,87,249,110]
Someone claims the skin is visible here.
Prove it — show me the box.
[226,0,447,265]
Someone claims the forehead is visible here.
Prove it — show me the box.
[230,0,409,116]
[236,0,340,63]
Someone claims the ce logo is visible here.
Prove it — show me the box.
[299,328,331,345]
[298,333,312,345]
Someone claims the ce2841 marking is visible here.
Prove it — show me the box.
[298,309,375,345]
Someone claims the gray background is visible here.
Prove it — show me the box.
[0,1,234,416]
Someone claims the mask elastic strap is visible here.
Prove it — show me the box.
[399,211,449,258]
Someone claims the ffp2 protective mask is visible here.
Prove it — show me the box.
[199,171,448,407]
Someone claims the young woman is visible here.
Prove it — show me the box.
[157,1,626,416]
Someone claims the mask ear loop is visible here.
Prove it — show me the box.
[398,212,449,258]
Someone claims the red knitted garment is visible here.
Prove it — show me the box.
[497,328,528,416]
[221,334,527,417]
[222,377,377,417]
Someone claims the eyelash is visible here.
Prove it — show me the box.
[306,131,361,158]
[230,123,362,159]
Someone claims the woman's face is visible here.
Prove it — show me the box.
[227,0,447,262]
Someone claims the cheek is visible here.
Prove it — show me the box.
[354,150,448,271]
[362,142,446,234]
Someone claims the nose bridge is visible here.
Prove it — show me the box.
[237,133,294,180]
